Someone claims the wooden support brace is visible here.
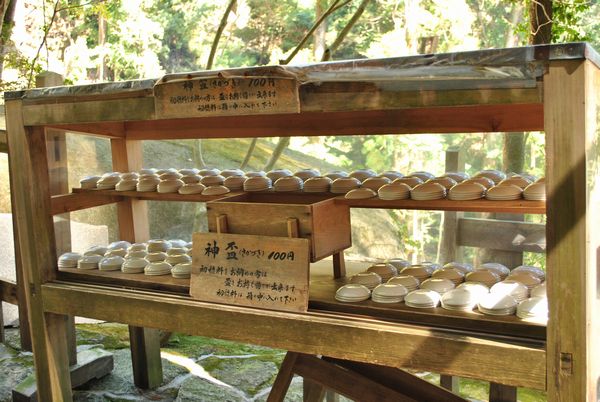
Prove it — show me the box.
[128,326,163,389]
[489,383,517,402]
[332,252,345,279]
[440,374,460,393]
[267,352,299,402]
[216,214,229,234]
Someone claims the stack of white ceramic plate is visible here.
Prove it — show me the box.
[474,170,506,184]
[202,185,230,196]
[80,176,101,189]
[421,262,442,273]
[294,169,320,181]
[324,171,349,180]
[448,182,486,200]
[349,169,377,182]
[530,282,546,298]
[181,175,201,184]
[432,267,464,286]
[405,289,441,308]
[512,265,545,281]
[147,239,170,253]
[490,280,529,302]
[160,171,183,181]
[386,258,411,271]
[518,173,538,182]
[108,240,131,251]
[167,247,187,256]
[393,176,423,188]
[145,261,172,276]
[420,278,455,295]
[523,182,546,201]
[245,170,266,177]
[99,256,125,271]
[169,239,187,248]
[427,177,457,190]
[58,252,82,269]
[498,176,531,189]
[266,169,292,182]
[172,262,192,279]
[224,175,247,191]
[157,179,184,193]
[157,167,178,174]
[121,257,147,274]
[178,168,200,176]
[478,262,510,280]
[485,184,522,200]
[335,284,371,302]
[377,183,411,200]
[366,263,398,281]
[443,172,469,183]
[84,245,108,256]
[535,177,545,183]
[371,283,408,304]
[128,243,146,252]
[387,275,419,291]
[463,177,494,189]
[441,288,480,311]
[137,175,160,192]
[244,176,272,191]
[221,169,245,177]
[274,176,303,192]
[198,168,221,176]
[303,177,332,192]
[121,172,139,181]
[166,253,192,266]
[116,179,138,191]
[331,177,361,194]
[200,175,225,186]
[379,171,404,180]
[457,282,490,298]
[349,272,382,290]
[517,297,548,322]
[410,182,446,200]
[400,265,431,282]
[146,252,167,262]
[77,255,102,270]
[105,249,127,258]
[125,250,146,259]
[465,270,501,287]
[408,171,435,181]
[443,261,474,274]
[96,172,120,189]
[179,183,205,194]
[361,177,391,192]
[139,168,158,175]
[477,293,518,316]
[506,271,542,291]
[345,188,377,199]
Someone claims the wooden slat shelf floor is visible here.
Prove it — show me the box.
[65,188,546,214]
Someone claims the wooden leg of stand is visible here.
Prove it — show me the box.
[332,252,345,279]
[325,389,340,402]
[489,383,517,402]
[66,316,77,366]
[303,379,326,402]
[0,301,4,343]
[440,375,459,393]
[267,352,298,402]
[129,326,163,389]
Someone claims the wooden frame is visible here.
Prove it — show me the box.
[5,43,600,401]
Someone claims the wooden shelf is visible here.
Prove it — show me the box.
[68,188,546,214]
[57,265,545,343]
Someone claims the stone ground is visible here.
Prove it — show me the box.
[0,323,546,402]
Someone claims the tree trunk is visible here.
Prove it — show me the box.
[313,0,327,60]
[321,0,371,61]
[0,0,16,79]
[529,0,553,45]
[240,138,257,170]
[264,137,290,171]
[98,13,106,81]
[206,0,236,70]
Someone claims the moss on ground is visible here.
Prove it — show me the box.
[76,323,131,349]
[163,332,283,358]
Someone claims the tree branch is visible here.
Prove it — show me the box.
[321,0,371,61]
[206,0,236,70]
[28,0,60,88]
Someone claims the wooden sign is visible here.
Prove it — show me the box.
[190,232,310,313]
[154,76,300,119]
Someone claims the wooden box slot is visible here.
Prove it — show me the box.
[206,192,351,262]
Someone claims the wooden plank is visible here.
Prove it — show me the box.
[51,192,123,215]
[266,352,299,402]
[41,282,547,389]
[21,97,155,126]
[46,122,126,138]
[293,354,419,402]
[0,277,18,304]
[125,104,544,140]
[71,187,238,203]
[310,198,352,261]
[190,232,311,313]
[457,217,546,253]
[323,357,468,402]
[6,100,72,400]
[545,60,600,401]
[489,383,517,402]
[337,197,546,214]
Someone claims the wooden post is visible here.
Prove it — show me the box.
[6,104,72,400]
[110,137,162,389]
[439,148,463,263]
[545,60,600,401]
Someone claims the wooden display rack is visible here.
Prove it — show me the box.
[4,43,600,401]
